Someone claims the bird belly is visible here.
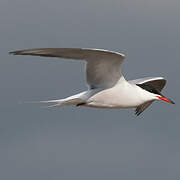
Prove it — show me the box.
[86,86,144,108]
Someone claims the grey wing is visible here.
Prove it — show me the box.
[129,77,167,115]
[10,48,125,88]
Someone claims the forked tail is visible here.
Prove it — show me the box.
[27,97,85,108]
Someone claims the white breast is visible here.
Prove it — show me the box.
[86,81,146,108]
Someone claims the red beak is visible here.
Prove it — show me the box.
[157,96,175,104]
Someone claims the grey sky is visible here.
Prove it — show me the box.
[0,0,180,179]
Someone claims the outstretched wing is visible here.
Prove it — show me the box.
[10,48,125,88]
[129,77,166,116]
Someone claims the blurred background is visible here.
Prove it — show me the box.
[0,0,179,179]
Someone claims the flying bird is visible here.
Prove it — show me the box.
[10,48,175,115]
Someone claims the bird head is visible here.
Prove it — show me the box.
[137,84,175,104]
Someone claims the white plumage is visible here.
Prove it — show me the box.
[10,48,174,115]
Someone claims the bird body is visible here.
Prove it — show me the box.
[10,48,174,115]
[57,77,158,109]
[87,80,148,108]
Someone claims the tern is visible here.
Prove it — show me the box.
[10,48,175,115]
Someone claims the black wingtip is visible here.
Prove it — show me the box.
[135,109,141,116]
[9,51,14,55]
[9,50,26,55]
[135,112,141,116]
[9,50,18,55]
